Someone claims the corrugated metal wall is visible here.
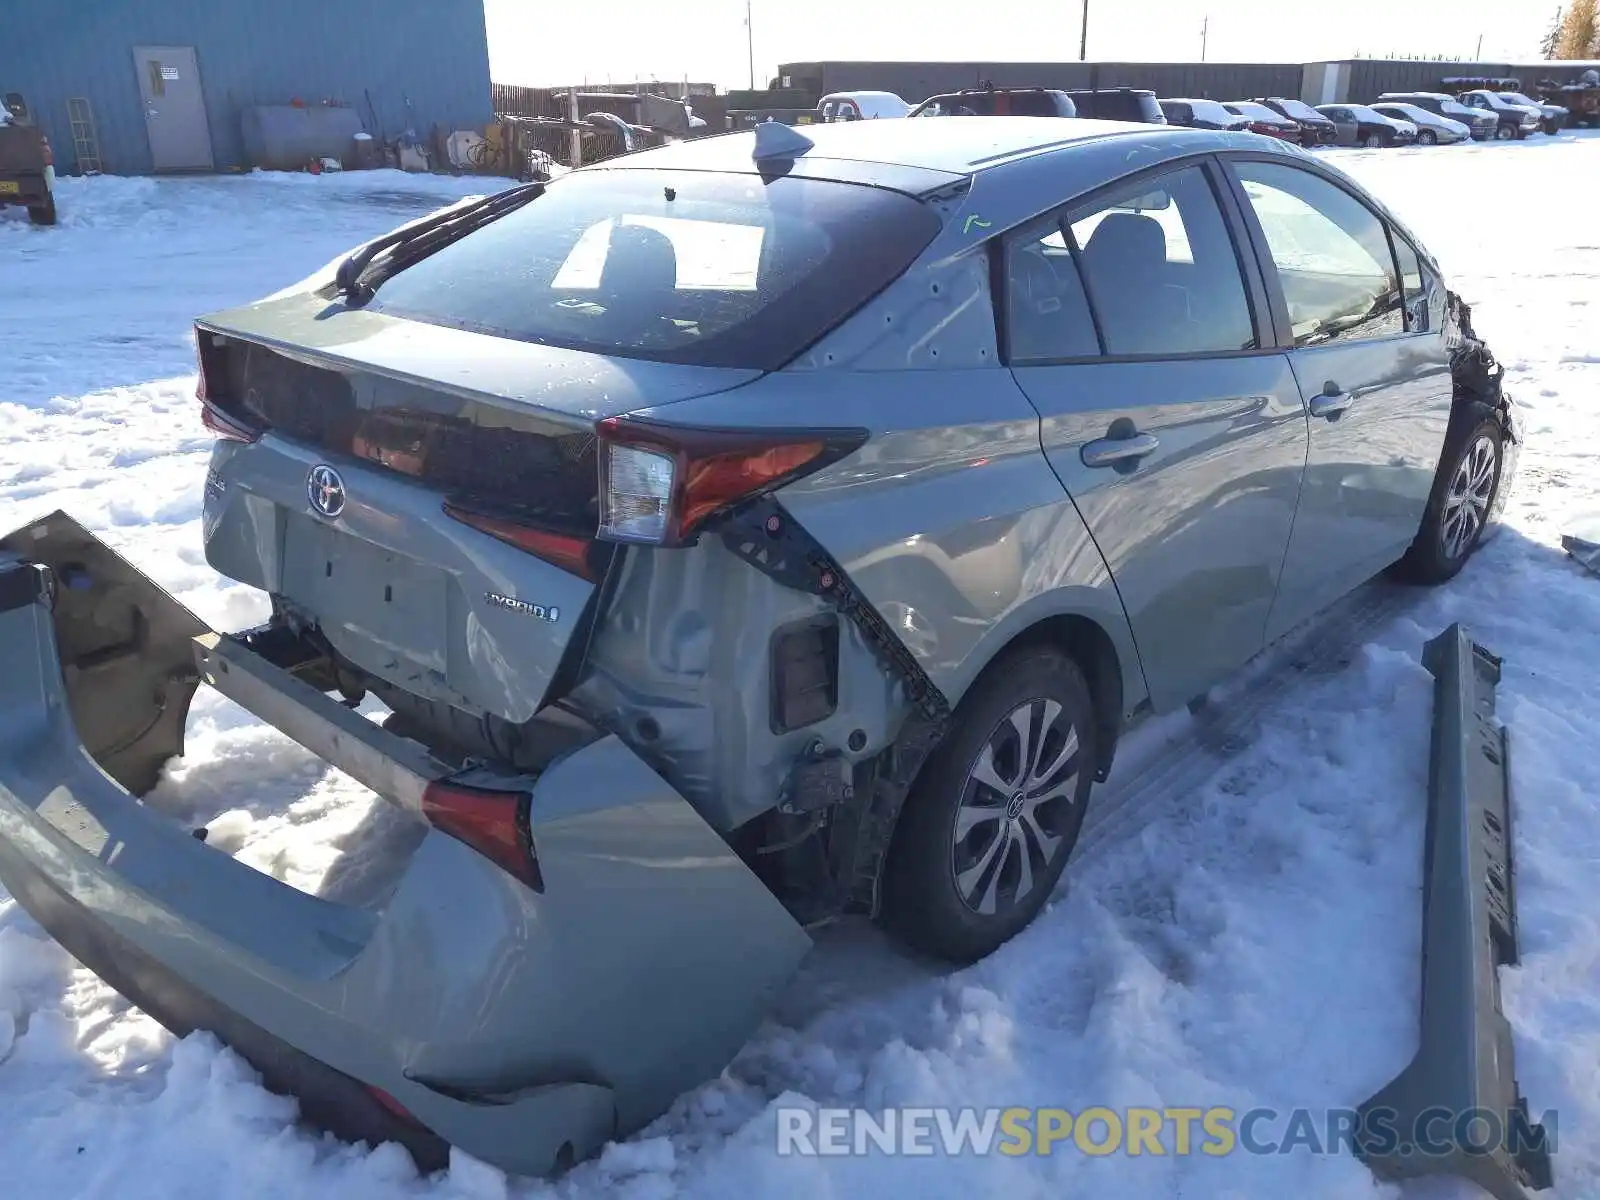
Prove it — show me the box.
[0,0,492,174]
[1338,59,1600,102]
[781,60,1304,105]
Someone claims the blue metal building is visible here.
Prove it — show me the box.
[0,0,493,175]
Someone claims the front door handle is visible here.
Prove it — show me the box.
[1309,389,1354,419]
[1081,432,1160,468]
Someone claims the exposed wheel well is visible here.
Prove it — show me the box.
[999,614,1125,782]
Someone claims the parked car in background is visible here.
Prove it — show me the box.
[1457,90,1542,139]
[0,92,56,226]
[909,87,1077,118]
[1378,92,1498,140]
[1158,97,1248,130]
[1315,103,1417,147]
[1369,101,1472,145]
[817,91,910,122]
[1541,70,1599,127]
[0,115,1522,1180]
[1256,97,1338,146]
[1497,90,1567,133]
[1223,101,1301,140]
[1063,88,1166,123]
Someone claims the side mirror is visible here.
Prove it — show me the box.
[2,93,30,123]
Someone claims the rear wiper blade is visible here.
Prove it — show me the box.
[335,180,546,302]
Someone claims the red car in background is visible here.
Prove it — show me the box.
[1222,101,1301,141]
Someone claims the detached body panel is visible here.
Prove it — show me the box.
[0,523,810,1178]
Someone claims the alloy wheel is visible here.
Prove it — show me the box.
[950,698,1081,917]
[1440,435,1498,560]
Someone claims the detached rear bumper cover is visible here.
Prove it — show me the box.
[1355,625,1552,1200]
[0,533,810,1176]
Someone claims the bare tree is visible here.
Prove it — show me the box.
[1541,6,1565,58]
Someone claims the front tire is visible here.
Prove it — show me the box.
[880,645,1097,964]
[1495,125,1515,140]
[1363,132,1383,148]
[1392,419,1503,585]
[1418,129,1437,145]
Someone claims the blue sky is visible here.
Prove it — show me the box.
[484,0,1558,89]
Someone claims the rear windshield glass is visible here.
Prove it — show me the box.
[1274,98,1323,120]
[368,169,940,371]
[1188,99,1233,123]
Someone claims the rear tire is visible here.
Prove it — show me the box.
[1392,417,1503,585]
[880,644,1097,964]
[27,194,56,226]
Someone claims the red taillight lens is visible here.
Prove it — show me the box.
[420,780,544,891]
[595,417,867,546]
[40,136,52,167]
[440,503,600,581]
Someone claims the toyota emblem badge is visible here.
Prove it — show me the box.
[307,464,346,519]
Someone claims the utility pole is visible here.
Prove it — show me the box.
[1201,15,1209,61]
[746,0,756,90]
[1475,32,1484,59]
[1079,0,1088,60]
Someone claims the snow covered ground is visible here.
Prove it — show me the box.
[2,139,1599,1199]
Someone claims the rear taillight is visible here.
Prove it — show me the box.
[594,418,868,547]
[441,503,601,581]
[195,327,260,444]
[420,779,544,891]
[40,135,52,167]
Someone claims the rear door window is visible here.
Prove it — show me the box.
[1230,161,1404,346]
[368,169,941,370]
[1066,165,1257,357]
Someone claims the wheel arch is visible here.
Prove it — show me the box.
[946,597,1146,783]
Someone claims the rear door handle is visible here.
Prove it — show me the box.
[1309,389,1354,419]
[1081,432,1160,468]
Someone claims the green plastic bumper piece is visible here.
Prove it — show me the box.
[1355,624,1553,1200]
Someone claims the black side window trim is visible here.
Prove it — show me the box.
[995,153,1274,367]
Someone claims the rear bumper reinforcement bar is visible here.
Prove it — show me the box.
[1355,624,1553,1200]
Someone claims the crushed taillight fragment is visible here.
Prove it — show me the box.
[420,779,544,891]
[594,417,868,546]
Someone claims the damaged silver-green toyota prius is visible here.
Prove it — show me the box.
[0,116,1520,1174]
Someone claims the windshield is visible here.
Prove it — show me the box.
[1500,93,1539,108]
[1230,102,1281,121]
[1350,106,1392,122]
[368,168,941,371]
[1441,100,1475,118]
